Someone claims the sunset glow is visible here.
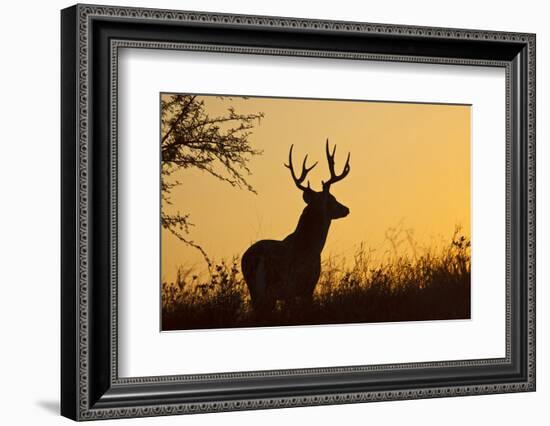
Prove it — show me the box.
[161,95,470,283]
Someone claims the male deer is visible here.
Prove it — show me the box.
[241,139,351,313]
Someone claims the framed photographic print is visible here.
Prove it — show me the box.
[61,4,536,421]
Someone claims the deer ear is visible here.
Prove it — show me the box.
[302,189,315,204]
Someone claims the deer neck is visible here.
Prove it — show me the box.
[285,205,331,256]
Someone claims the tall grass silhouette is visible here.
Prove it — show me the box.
[162,228,470,330]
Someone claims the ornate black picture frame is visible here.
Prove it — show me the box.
[61,4,536,421]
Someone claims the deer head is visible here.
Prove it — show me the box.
[285,139,351,220]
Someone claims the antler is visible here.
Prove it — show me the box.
[285,144,317,192]
[322,139,350,191]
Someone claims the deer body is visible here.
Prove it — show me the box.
[242,140,351,312]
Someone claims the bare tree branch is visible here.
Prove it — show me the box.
[161,94,264,265]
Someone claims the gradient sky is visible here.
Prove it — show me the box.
[161,95,470,283]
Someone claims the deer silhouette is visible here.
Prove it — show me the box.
[241,139,351,313]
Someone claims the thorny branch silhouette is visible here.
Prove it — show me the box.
[161,94,264,266]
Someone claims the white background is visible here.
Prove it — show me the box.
[0,0,547,425]
[119,49,506,376]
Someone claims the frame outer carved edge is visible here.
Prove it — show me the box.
[77,4,90,419]
[74,4,536,420]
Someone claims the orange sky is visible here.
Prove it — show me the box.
[161,95,470,283]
